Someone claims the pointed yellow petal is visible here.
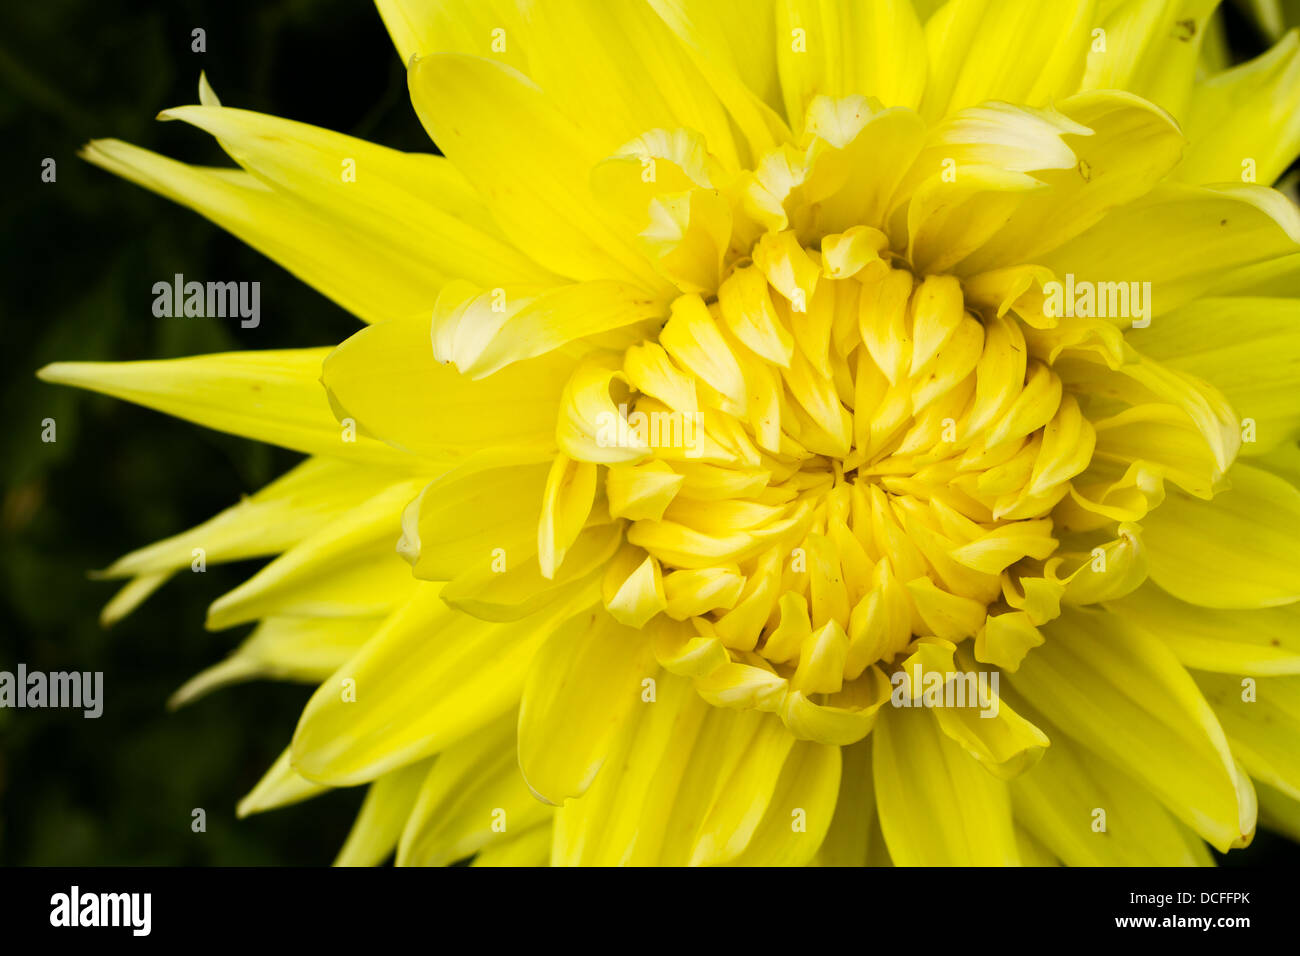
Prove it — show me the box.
[39,349,404,464]
[906,166,1044,276]
[555,358,651,464]
[959,91,1186,272]
[552,671,705,865]
[606,461,684,522]
[605,551,669,628]
[716,264,796,366]
[1258,781,1300,843]
[398,462,549,582]
[80,140,445,326]
[334,758,431,867]
[1182,30,1300,186]
[206,479,425,629]
[813,738,880,866]
[170,617,374,708]
[159,105,555,289]
[397,715,549,866]
[920,643,1051,779]
[322,314,573,463]
[974,610,1045,673]
[537,455,598,580]
[237,748,330,819]
[512,0,741,168]
[99,573,170,627]
[680,718,794,864]
[1040,182,1300,317]
[442,523,619,623]
[659,294,749,412]
[644,0,789,161]
[462,282,666,379]
[291,584,596,786]
[727,738,842,866]
[101,458,402,579]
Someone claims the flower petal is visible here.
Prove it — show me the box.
[205,479,425,629]
[872,705,1020,865]
[462,281,666,380]
[644,0,790,160]
[170,616,374,708]
[236,748,330,819]
[509,0,742,168]
[552,671,834,865]
[1196,672,1300,802]
[1129,297,1300,454]
[397,714,550,866]
[1178,30,1300,186]
[39,349,404,464]
[1011,606,1256,852]
[1111,583,1300,675]
[408,53,671,293]
[920,0,1093,120]
[375,0,529,72]
[1080,0,1221,124]
[776,0,927,132]
[322,314,573,462]
[399,462,550,582]
[291,583,597,786]
[1143,463,1300,609]
[1040,182,1300,318]
[470,823,554,866]
[517,608,656,804]
[1009,711,1214,865]
[160,105,555,289]
[80,140,445,326]
[335,758,431,867]
[100,457,404,579]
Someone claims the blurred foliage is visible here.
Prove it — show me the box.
[0,0,1296,866]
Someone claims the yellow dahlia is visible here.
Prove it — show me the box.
[38,0,1300,866]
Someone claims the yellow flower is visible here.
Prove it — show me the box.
[38,0,1300,866]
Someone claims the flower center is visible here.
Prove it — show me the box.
[530,99,1214,740]
[602,237,1086,698]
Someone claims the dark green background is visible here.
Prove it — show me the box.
[0,0,1295,866]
